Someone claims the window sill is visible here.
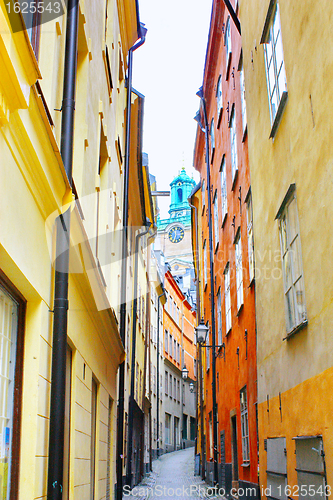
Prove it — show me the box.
[241,462,250,468]
[270,91,288,139]
[242,124,248,143]
[211,147,215,164]
[283,319,308,340]
[226,327,232,337]
[217,107,223,128]
[236,303,244,317]
[226,52,232,80]
[221,212,228,228]
[248,276,255,288]
[231,169,238,191]
[214,241,219,254]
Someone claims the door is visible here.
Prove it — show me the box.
[231,415,239,493]
[220,431,226,489]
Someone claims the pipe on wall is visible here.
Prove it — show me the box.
[47,0,79,499]
[116,24,147,500]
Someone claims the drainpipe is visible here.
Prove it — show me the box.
[197,87,219,487]
[126,221,151,487]
[116,24,147,500]
[156,287,165,458]
[47,1,79,499]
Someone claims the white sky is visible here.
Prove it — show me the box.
[133,0,213,219]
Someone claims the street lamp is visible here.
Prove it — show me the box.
[189,382,195,393]
[195,318,209,344]
[182,365,189,380]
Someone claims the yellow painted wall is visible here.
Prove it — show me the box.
[239,0,333,493]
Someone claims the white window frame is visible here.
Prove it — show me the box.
[225,16,232,76]
[240,386,250,464]
[239,59,247,137]
[262,0,288,137]
[210,118,215,162]
[229,105,238,183]
[202,179,206,210]
[216,75,223,125]
[217,288,222,346]
[246,192,255,283]
[277,188,307,335]
[213,190,219,249]
[203,240,207,287]
[235,230,244,311]
[220,156,228,224]
[224,263,231,334]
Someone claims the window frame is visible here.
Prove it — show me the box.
[213,189,219,250]
[240,386,250,464]
[216,75,223,127]
[246,191,255,284]
[225,16,232,78]
[224,263,232,334]
[220,155,228,226]
[229,104,238,186]
[210,118,215,163]
[239,56,247,140]
[276,186,307,337]
[235,229,244,312]
[0,272,26,500]
[261,0,288,138]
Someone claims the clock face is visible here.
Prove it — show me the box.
[168,226,185,243]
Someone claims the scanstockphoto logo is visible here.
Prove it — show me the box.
[45,191,152,311]
[5,0,77,33]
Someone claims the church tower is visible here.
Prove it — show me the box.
[156,168,196,303]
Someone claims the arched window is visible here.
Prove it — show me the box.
[177,188,183,203]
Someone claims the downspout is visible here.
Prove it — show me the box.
[126,222,151,487]
[116,24,147,500]
[188,198,203,472]
[197,88,219,487]
[156,287,165,458]
[47,0,79,499]
[180,296,186,449]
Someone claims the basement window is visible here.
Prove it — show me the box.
[294,436,327,499]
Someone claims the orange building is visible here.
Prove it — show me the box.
[191,0,258,497]
[162,269,197,453]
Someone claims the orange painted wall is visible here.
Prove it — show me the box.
[193,0,258,488]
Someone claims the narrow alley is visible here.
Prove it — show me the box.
[124,448,219,500]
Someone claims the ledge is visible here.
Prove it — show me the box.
[283,319,308,341]
[270,91,288,139]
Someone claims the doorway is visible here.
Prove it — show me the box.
[231,415,239,493]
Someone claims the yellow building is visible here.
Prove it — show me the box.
[0,0,145,498]
[239,0,333,496]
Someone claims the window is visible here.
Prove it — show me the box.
[294,436,326,496]
[165,330,168,353]
[216,75,223,124]
[202,179,206,209]
[240,387,250,463]
[177,343,180,363]
[194,359,197,378]
[246,193,255,283]
[225,17,232,75]
[239,60,247,136]
[213,190,219,248]
[169,333,173,357]
[165,371,168,396]
[220,156,228,224]
[23,1,42,59]
[165,413,171,444]
[229,105,238,183]
[210,118,215,162]
[0,282,25,500]
[224,264,232,333]
[174,339,177,359]
[209,412,213,458]
[267,438,287,500]
[235,231,244,310]
[203,240,207,287]
[174,378,176,400]
[153,366,156,395]
[277,189,306,334]
[91,378,98,499]
[217,288,222,345]
[169,374,173,398]
[206,330,210,371]
[262,1,287,135]
[177,380,180,403]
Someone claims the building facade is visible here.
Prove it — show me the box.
[0,0,150,498]
[239,0,333,497]
[163,270,197,454]
[192,0,258,497]
[156,168,196,304]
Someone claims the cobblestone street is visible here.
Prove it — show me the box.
[123,447,220,500]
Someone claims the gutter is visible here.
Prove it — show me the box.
[126,221,151,486]
[116,25,147,499]
[156,286,165,458]
[47,0,79,498]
